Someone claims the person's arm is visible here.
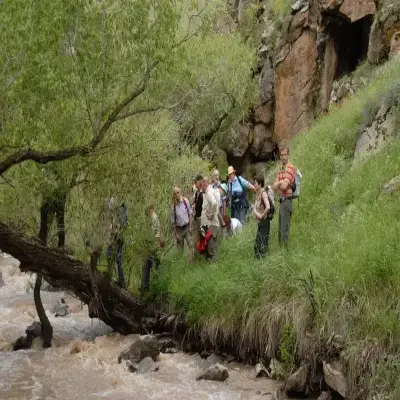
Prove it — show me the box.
[271,174,281,191]
[218,211,225,227]
[259,192,270,219]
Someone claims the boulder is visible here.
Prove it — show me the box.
[317,391,332,400]
[26,321,42,341]
[323,361,348,398]
[0,271,4,288]
[250,124,274,159]
[224,122,251,158]
[254,362,269,378]
[13,336,32,351]
[196,363,229,382]
[381,175,400,195]
[118,335,160,364]
[390,31,400,57]
[285,364,309,395]
[368,2,400,65]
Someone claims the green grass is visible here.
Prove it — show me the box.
[152,58,400,399]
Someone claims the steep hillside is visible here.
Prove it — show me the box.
[154,56,400,399]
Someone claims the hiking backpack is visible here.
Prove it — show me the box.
[264,186,275,220]
[291,168,302,199]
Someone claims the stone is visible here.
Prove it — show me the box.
[354,103,397,163]
[0,271,4,288]
[196,363,229,382]
[368,2,400,65]
[224,122,251,158]
[26,321,42,341]
[317,391,332,400]
[381,175,400,195]
[249,395,274,400]
[254,362,269,378]
[251,124,274,159]
[274,30,317,144]
[390,31,400,57]
[320,38,339,111]
[133,356,159,374]
[118,335,160,364]
[254,102,273,125]
[338,0,376,23]
[323,361,348,398]
[13,336,32,351]
[285,364,309,394]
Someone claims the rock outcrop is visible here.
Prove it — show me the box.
[323,361,348,398]
[285,364,310,395]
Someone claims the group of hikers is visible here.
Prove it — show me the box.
[135,145,300,291]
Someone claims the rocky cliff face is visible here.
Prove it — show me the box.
[217,0,400,176]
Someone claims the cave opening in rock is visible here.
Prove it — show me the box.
[326,14,373,79]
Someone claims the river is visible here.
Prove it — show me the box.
[0,256,282,400]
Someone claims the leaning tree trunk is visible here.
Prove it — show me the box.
[0,221,144,333]
[33,274,53,347]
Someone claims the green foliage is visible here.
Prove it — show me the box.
[154,57,400,398]
[0,0,254,285]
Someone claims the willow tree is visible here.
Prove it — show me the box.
[0,0,255,335]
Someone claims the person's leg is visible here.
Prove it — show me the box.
[192,219,201,259]
[183,225,193,261]
[175,227,184,253]
[207,225,219,262]
[116,237,126,288]
[255,218,270,258]
[278,201,283,245]
[231,202,238,220]
[280,199,293,246]
[39,200,51,245]
[141,254,153,292]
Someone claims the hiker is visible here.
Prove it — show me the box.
[200,176,220,261]
[170,186,193,260]
[252,177,273,258]
[223,215,242,237]
[227,166,256,224]
[142,205,164,292]
[105,197,128,289]
[39,165,68,248]
[272,146,296,247]
[192,175,204,258]
[211,169,226,230]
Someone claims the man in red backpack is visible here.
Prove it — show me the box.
[170,186,193,261]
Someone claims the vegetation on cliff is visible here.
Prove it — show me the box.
[153,57,400,399]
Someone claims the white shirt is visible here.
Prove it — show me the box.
[230,218,242,235]
[201,186,219,227]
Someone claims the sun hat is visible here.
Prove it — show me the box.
[227,166,235,175]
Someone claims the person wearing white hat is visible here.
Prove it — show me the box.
[226,166,256,224]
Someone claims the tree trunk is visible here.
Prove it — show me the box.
[0,221,143,334]
[33,274,53,347]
